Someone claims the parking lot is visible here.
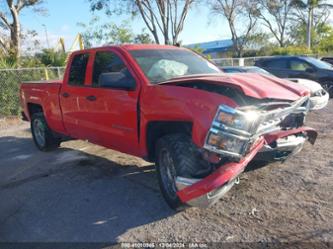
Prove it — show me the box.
[0,101,332,244]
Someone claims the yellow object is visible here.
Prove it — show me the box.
[65,34,85,63]
[69,34,84,52]
[44,67,49,80]
[55,38,66,52]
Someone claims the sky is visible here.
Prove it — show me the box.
[19,0,231,51]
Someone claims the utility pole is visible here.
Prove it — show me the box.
[42,24,50,49]
[306,4,313,49]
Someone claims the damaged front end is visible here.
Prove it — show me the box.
[176,95,318,208]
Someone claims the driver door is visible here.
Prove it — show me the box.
[82,49,141,155]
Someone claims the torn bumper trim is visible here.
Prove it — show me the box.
[264,126,318,145]
[176,138,265,203]
[176,127,317,205]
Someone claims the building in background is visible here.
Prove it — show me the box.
[186,39,233,58]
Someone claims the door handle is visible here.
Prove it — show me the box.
[86,95,97,101]
[62,92,70,98]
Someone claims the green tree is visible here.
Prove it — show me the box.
[35,49,67,67]
[208,0,260,57]
[0,0,45,60]
[289,20,333,49]
[318,29,333,53]
[88,0,195,45]
[257,0,295,47]
[134,30,154,44]
[78,17,153,47]
[292,0,333,49]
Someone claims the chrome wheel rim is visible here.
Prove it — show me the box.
[159,148,178,200]
[33,119,46,147]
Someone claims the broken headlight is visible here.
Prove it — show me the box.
[205,105,261,159]
[206,130,249,156]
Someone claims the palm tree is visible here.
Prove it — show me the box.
[293,0,333,49]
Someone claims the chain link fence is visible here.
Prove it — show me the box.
[0,67,65,117]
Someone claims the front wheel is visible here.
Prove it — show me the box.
[31,113,60,151]
[155,134,212,210]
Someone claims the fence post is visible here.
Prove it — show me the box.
[239,58,244,66]
[57,67,61,79]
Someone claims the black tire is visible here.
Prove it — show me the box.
[31,112,60,151]
[155,134,212,210]
[322,80,333,98]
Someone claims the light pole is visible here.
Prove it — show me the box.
[42,24,50,49]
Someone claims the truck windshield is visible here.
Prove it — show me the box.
[129,49,221,83]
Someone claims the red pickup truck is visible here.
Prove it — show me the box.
[20,44,317,209]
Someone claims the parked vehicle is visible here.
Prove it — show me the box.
[220,66,329,110]
[20,45,317,209]
[287,78,329,110]
[321,57,333,66]
[221,66,271,75]
[254,56,333,97]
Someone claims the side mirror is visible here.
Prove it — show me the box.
[99,71,136,91]
[305,68,315,73]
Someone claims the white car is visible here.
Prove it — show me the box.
[287,78,329,110]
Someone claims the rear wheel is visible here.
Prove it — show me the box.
[155,134,212,210]
[31,113,60,151]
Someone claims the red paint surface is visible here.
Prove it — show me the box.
[20,45,311,155]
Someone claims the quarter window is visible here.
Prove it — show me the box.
[68,53,89,86]
[92,51,129,86]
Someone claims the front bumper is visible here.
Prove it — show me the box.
[204,96,310,161]
[176,127,317,207]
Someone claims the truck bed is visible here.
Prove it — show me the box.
[20,80,66,135]
[22,80,63,84]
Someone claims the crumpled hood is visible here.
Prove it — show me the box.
[215,73,310,100]
[161,73,310,101]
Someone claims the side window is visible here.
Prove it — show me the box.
[92,51,129,86]
[265,59,288,69]
[289,59,312,71]
[68,53,89,86]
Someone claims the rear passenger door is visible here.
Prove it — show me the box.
[60,52,93,139]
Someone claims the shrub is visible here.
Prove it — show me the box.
[0,73,19,116]
[270,46,313,56]
[35,49,67,67]
[318,32,333,54]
